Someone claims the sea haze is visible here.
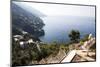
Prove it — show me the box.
[40,16,95,43]
[13,2,95,44]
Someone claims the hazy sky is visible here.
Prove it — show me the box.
[14,1,95,17]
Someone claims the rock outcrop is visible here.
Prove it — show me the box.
[12,2,45,37]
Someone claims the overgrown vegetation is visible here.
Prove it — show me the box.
[12,39,70,66]
[12,29,96,66]
[80,34,89,42]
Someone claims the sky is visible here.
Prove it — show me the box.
[13,1,95,17]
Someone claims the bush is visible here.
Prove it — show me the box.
[81,34,89,42]
[80,40,84,45]
[68,30,80,43]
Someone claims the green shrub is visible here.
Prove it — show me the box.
[80,40,84,45]
[68,30,80,43]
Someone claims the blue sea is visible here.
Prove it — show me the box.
[40,16,95,43]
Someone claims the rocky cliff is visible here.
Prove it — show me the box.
[12,2,45,37]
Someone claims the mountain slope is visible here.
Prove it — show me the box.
[13,2,46,17]
[12,2,45,37]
